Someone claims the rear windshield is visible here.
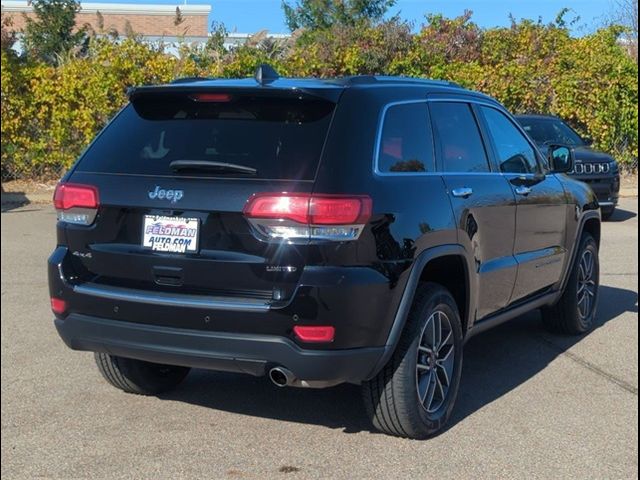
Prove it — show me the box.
[76,93,336,180]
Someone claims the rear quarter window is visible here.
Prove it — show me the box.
[76,93,335,180]
[376,102,434,174]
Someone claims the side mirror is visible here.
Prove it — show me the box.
[582,137,594,147]
[548,145,574,174]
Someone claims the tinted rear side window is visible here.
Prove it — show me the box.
[430,102,490,173]
[377,102,434,173]
[76,93,335,180]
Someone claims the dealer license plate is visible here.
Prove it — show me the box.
[142,215,199,254]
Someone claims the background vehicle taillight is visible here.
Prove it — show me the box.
[53,183,99,225]
[243,193,372,242]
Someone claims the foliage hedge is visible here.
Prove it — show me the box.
[1,13,638,179]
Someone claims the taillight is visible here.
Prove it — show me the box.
[244,193,372,242]
[293,325,335,343]
[50,297,67,315]
[53,183,99,225]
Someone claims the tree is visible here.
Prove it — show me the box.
[612,0,638,61]
[22,0,87,65]
[282,0,395,31]
[1,15,17,54]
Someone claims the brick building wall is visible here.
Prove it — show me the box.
[1,1,210,37]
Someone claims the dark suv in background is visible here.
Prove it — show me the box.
[49,67,601,439]
[516,114,620,219]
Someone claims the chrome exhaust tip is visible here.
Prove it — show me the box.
[268,367,295,387]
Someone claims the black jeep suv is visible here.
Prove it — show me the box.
[516,114,621,220]
[49,68,601,439]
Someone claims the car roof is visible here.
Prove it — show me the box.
[129,75,497,104]
[167,75,462,90]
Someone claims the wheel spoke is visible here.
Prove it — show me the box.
[577,294,587,318]
[438,347,455,381]
[417,370,432,403]
[434,373,445,409]
[578,263,586,282]
[424,372,437,410]
[576,248,598,321]
[438,330,452,353]
[585,252,594,278]
[418,345,433,355]
[438,343,454,363]
[436,363,450,387]
[416,309,455,414]
[433,313,442,350]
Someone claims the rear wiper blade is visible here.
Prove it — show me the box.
[169,160,257,175]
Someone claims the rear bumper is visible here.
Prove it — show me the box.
[49,245,399,385]
[55,313,384,386]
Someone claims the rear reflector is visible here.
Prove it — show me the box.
[244,193,372,242]
[293,325,335,343]
[50,297,67,315]
[53,183,99,225]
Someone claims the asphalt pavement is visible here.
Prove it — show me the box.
[1,198,638,479]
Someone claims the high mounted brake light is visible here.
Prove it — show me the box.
[189,93,232,102]
[244,193,372,242]
[53,183,99,225]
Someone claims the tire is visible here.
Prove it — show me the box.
[94,353,190,395]
[362,282,464,439]
[601,207,615,221]
[542,233,599,335]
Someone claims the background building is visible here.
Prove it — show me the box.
[1,0,211,42]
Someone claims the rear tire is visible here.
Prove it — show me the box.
[362,283,463,439]
[94,353,190,395]
[542,233,599,335]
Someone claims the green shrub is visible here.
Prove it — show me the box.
[1,12,637,180]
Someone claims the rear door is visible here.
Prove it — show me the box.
[477,105,568,302]
[430,101,518,320]
[63,90,337,304]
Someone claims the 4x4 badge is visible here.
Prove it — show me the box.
[148,186,184,203]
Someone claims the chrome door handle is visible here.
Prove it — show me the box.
[451,187,473,198]
[515,185,532,196]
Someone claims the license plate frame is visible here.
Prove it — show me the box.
[142,215,200,254]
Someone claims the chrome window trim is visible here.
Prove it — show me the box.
[372,96,529,177]
[372,100,436,177]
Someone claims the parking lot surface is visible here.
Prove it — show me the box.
[1,198,638,479]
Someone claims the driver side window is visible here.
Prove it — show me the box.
[480,107,539,174]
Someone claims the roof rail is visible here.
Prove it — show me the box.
[170,77,215,84]
[332,75,463,88]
